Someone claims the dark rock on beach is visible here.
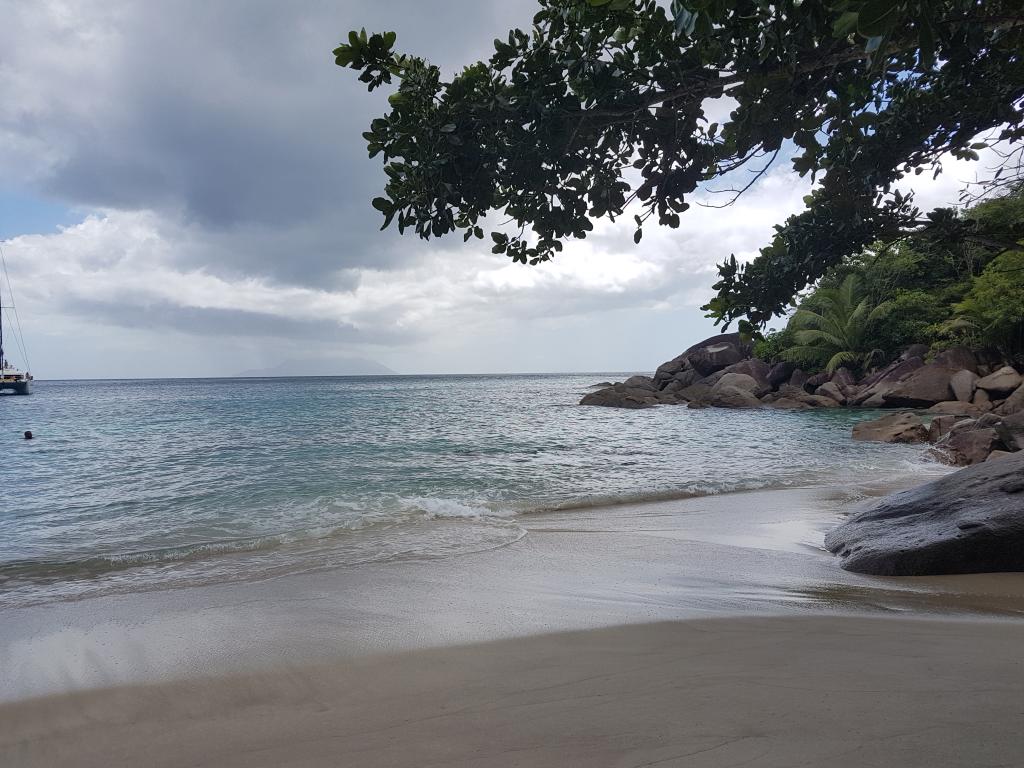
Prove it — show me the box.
[825,451,1024,575]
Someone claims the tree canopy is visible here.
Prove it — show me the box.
[756,185,1024,369]
[335,1,1024,332]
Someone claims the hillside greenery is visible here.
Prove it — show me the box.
[755,186,1024,372]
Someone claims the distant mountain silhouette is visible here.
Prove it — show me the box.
[234,358,397,377]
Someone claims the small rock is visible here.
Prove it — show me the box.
[679,382,713,403]
[977,366,1023,396]
[900,343,930,361]
[621,375,657,391]
[764,397,812,410]
[996,383,1024,416]
[852,413,929,443]
[987,450,1016,462]
[929,427,1004,466]
[950,369,979,403]
[708,384,763,409]
[994,412,1024,452]
[713,372,762,395]
[816,381,846,405]
[927,415,961,444]
[788,369,809,391]
[928,401,988,417]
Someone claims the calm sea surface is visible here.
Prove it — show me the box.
[0,375,942,607]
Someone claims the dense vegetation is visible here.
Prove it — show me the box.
[755,186,1024,372]
[336,1,1024,332]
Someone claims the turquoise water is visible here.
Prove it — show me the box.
[1,375,941,606]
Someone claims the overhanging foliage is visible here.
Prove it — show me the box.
[335,1,1024,331]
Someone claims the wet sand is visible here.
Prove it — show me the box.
[4,616,1024,767]
[3,480,1024,765]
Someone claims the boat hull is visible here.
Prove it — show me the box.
[0,379,31,395]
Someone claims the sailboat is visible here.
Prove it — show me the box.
[0,246,32,395]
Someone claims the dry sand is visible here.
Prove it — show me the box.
[4,615,1024,768]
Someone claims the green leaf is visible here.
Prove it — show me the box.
[371,197,391,213]
[857,0,899,38]
[832,11,859,38]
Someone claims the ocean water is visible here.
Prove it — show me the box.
[0,374,944,607]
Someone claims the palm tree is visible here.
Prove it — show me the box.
[781,274,890,373]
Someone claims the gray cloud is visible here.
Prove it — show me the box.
[0,1,985,378]
[2,0,534,285]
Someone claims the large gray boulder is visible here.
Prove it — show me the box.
[816,381,846,405]
[651,332,752,389]
[688,341,745,377]
[927,400,988,418]
[721,359,772,392]
[580,388,656,408]
[881,363,956,407]
[852,412,928,444]
[824,452,1024,575]
[978,366,1023,397]
[950,369,979,403]
[932,346,979,373]
[713,372,761,395]
[707,385,762,409]
[929,428,1005,466]
[767,361,796,389]
[580,379,661,408]
[788,368,809,391]
[995,412,1024,452]
[928,415,963,444]
[851,356,924,405]
[900,343,930,361]
[652,354,690,389]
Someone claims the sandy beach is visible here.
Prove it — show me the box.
[4,615,1024,767]
[3,478,1024,766]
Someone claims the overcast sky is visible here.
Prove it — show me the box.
[0,0,988,379]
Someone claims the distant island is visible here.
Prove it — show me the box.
[234,358,397,378]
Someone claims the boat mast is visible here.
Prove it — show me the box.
[0,274,5,370]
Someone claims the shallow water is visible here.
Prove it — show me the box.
[0,374,947,606]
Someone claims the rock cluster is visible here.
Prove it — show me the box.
[581,334,1024,465]
[582,335,1024,416]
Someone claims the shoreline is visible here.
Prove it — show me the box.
[5,615,1024,767]
[4,475,1024,704]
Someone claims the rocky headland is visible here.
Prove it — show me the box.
[582,334,1024,576]
[582,333,1024,466]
